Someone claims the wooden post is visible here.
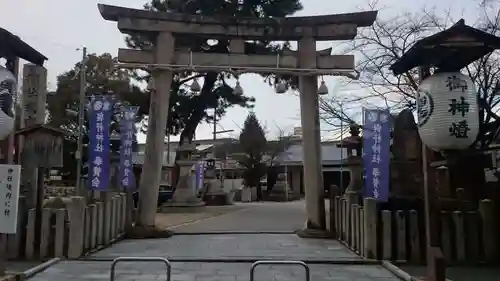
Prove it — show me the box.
[359,208,365,257]
[409,210,421,262]
[452,211,465,262]
[440,211,452,262]
[396,210,406,261]
[479,199,496,261]
[419,66,445,281]
[34,168,45,256]
[54,209,66,257]
[103,193,112,244]
[67,196,86,259]
[25,209,35,259]
[465,211,479,261]
[89,204,97,250]
[364,197,378,259]
[382,210,392,260]
[329,185,337,235]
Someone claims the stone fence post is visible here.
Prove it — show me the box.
[67,196,86,259]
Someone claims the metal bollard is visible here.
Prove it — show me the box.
[250,260,310,281]
[109,256,172,281]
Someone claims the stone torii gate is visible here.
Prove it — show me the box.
[98,4,376,230]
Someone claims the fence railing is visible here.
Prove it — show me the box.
[3,193,127,260]
[331,193,498,264]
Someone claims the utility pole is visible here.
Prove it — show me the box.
[213,108,219,181]
[339,103,344,192]
[75,47,87,195]
[213,109,217,141]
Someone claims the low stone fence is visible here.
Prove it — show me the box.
[331,194,498,264]
[3,193,127,260]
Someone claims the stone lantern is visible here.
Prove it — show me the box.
[167,138,204,207]
[336,123,363,193]
[203,156,226,205]
[337,123,362,157]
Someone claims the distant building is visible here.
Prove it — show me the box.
[134,137,352,195]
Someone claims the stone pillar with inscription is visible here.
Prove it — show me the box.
[21,64,48,209]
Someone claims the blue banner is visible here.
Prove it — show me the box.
[195,161,205,191]
[119,106,138,188]
[88,96,112,190]
[363,109,391,202]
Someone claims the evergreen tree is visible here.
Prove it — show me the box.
[237,112,267,200]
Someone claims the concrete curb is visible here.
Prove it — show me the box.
[381,260,416,281]
[81,256,381,264]
[23,258,61,279]
[0,275,17,281]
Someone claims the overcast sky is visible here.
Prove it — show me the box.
[1,0,481,143]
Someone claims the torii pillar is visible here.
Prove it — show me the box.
[298,29,326,230]
[137,32,175,226]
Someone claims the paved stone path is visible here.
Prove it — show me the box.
[27,201,402,281]
[29,261,400,281]
[88,234,361,261]
[169,201,307,233]
[156,205,250,229]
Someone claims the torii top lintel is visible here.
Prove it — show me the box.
[98,4,377,41]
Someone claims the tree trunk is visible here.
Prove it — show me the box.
[172,72,218,186]
[256,185,262,201]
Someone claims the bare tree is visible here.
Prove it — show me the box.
[319,3,500,147]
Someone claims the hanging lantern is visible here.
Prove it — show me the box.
[275,81,287,94]
[233,80,244,95]
[317,79,328,95]
[417,72,479,151]
[0,66,15,140]
[147,77,155,91]
[190,78,201,92]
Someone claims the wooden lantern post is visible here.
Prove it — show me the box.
[390,19,500,281]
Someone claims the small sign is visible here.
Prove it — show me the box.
[0,165,21,234]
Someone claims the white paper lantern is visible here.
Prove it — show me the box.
[417,72,479,151]
[0,66,15,140]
